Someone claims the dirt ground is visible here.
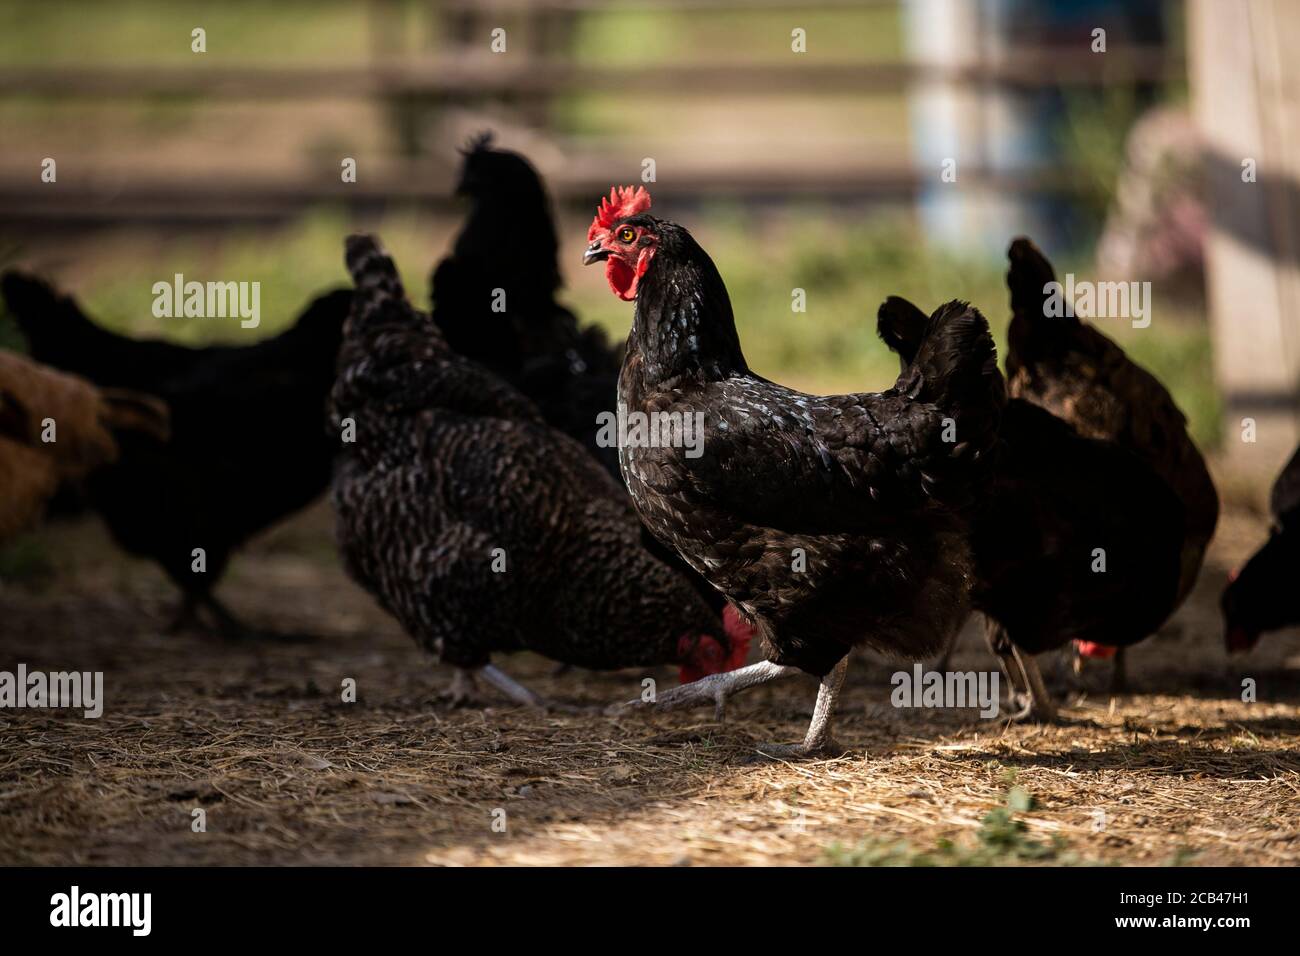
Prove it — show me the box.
[1,487,1298,867]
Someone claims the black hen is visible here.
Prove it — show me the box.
[430,141,729,624]
[1222,446,1300,652]
[331,235,748,707]
[0,271,350,635]
[587,200,1004,755]
[879,296,1185,718]
[430,134,622,477]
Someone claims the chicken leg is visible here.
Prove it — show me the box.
[1109,647,1128,694]
[200,593,261,641]
[755,656,849,759]
[610,659,799,721]
[479,664,549,708]
[445,664,587,714]
[166,590,257,640]
[984,618,1057,722]
[612,656,850,758]
[444,665,547,708]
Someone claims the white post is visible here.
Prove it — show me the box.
[1190,0,1300,482]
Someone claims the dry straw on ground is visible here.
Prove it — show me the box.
[1,499,1297,866]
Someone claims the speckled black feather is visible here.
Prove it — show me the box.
[331,235,726,672]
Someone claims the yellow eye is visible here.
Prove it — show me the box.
[619,227,636,243]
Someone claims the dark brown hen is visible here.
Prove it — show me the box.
[1005,238,1219,686]
[587,202,1004,755]
[879,296,1185,719]
[1221,445,1300,653]
[1005,238,1218,605]
[331,235,747,707]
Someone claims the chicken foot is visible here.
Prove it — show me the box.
[984,618,1057,722]
[612,656,850,759]
[201,593,262,641]
[1109,647,1128,694]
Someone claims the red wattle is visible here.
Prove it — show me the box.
[1075,640,1118,659]
[722,604,755,671]
[606,258,636,300]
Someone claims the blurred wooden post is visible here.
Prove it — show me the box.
[1190,0,1300,483]
[903,0,1056,254]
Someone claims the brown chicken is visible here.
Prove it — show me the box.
[0,351,168,543]
[1221,444,1300,652]
[879,296,1185,720]
[1005,238,1219,689]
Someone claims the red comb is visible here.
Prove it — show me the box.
[588,185,652,241]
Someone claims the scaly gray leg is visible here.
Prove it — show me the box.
[757,655,850,759]
[480,664,549,708]
[609,659,800,722]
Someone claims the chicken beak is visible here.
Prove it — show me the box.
[583,240,609,266]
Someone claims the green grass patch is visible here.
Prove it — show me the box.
[823,782,1090,867]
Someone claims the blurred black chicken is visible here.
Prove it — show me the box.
[330,235,750,706]
[0,271,351,636]
[587,189,1004,756]
[1222,445,1300,652]
[430,133,623,477]
[878,296,1185,719]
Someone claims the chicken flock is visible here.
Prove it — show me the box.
[1,135,1294,756]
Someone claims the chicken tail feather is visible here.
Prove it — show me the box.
[344,234,406,316]
[875,295,929,370]
[1005,237,1078,367]
[900,301,1002,413]
[1006,237,1061,323]
[893,300,1005,507]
